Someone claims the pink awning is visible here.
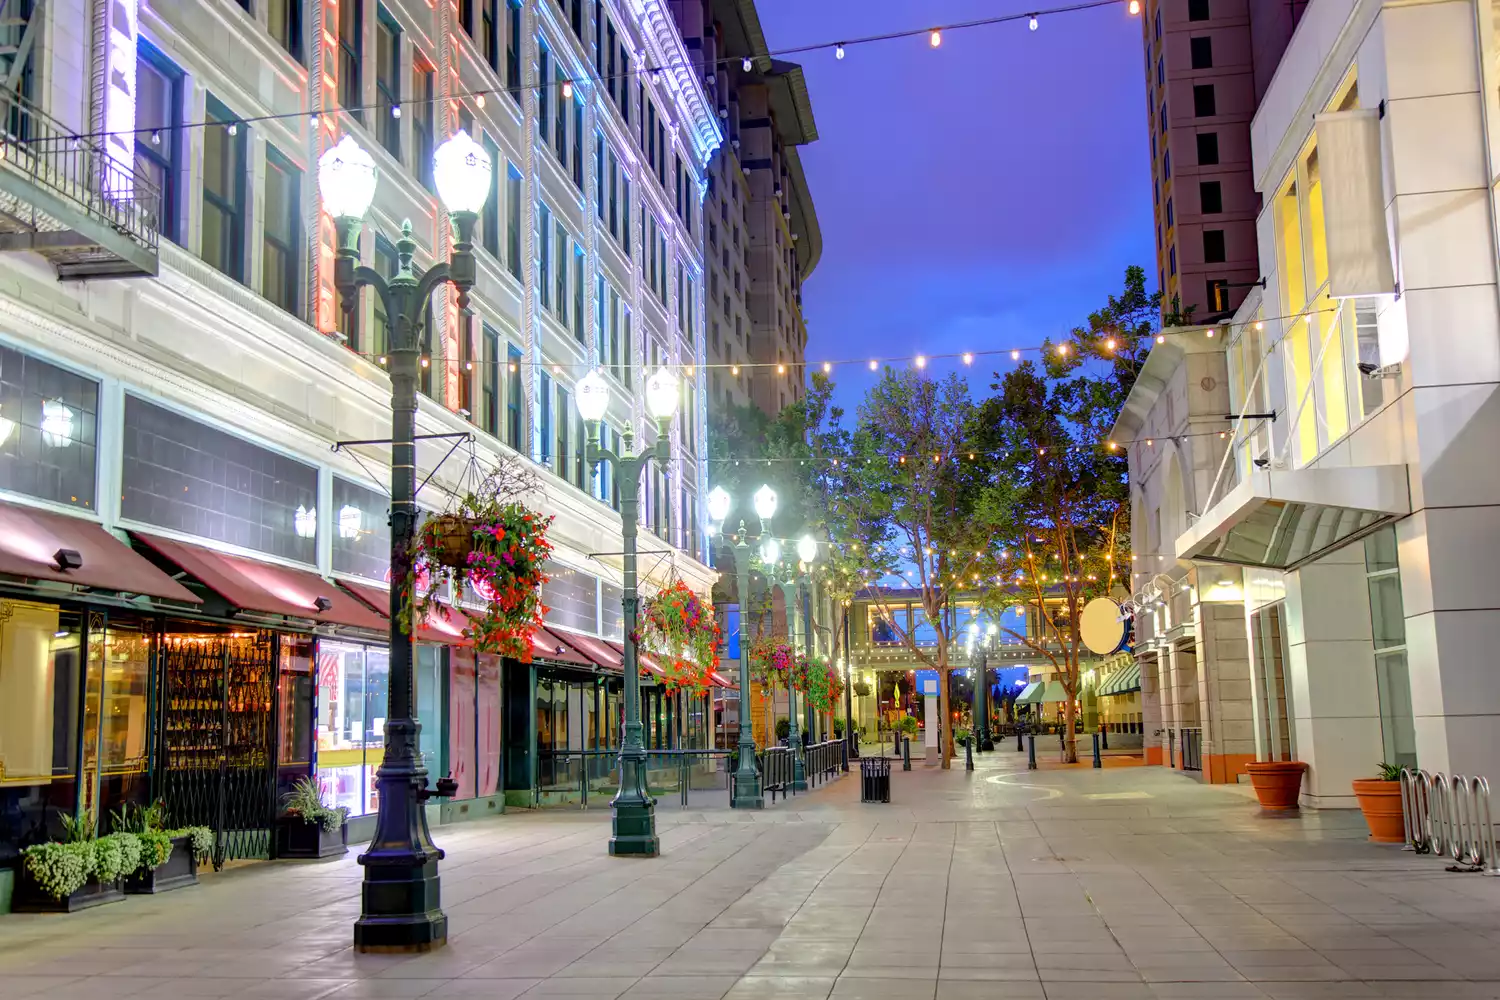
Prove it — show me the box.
[0,504,199,602]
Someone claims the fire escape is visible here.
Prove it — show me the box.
[0,0,158,278]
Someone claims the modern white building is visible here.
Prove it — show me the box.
[1123,0,1500,806]
[0,0,720,874]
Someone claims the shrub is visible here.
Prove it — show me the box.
[284,776,350,833]
[20,842,93,900]
[775,717,791,742]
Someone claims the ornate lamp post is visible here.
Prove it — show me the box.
[705,482,775,810]
[575,368,680,856]
[763,538,813,790]
[320,133,489,952]
[796,535,818,740]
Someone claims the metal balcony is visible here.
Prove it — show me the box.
[0,88,159,279]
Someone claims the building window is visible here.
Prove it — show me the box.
[553,62,568,168]
[375,8,401,158]
[0,345,98,509]
[555,222,569,324]
[505,0,521,96]
[262,146,302,317]
[538,44,551,144]
[1190,37,1213,70]
[458,314,474,418]
[481,0,499,71]
[1207,278,1229,311]
[555,385,571,478]
[1200,180,1223,214]
[135,43,182,245]
[121,395,317,563]
[1197,131,1219,165]
[459,0,474,35]
[571,94,584,189]
[506,344,524,449]
[506,162,523,280]
[573,244,585,343]
[201,96,246,282]
[1168,245,1176,276]
[481,325,500,436]
[481,134,500,257]
[1163,149,1171,179]
[537,370,552,465]
[1364,526,1416,770]
[1165,197,1174,228]
[270,0,303,62]
[1189,0,1210,21]
[412,58,434,188]
[1193,84,1216,117]
[537,203,552,310]
[331,477,391,580]
[339,0,362,121]
[1203,229,1226,264]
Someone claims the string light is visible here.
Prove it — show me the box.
[915,355,926,368]
[392,105,402,119]
[1206,328,1216,338]
[1129,0,1141,12]
[476,94,486,108]
[227,122,238,136]
[731,365,740,375]
[962,352,973,365]
[1011,350,1021,361]
[1057,343,1069,356]
[823,362,832,373]
[1104,338,1116,351]
[930,28,942,47]
[562,80,574,100]
[836,44,846,59]
[743,57,753,71]
[420,357,430,368]
[869,360,878,370]
[1030,15,1039,30]
[777,363,786,374]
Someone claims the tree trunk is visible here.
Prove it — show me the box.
[1062,691,1078,764]
[938,668,952,769]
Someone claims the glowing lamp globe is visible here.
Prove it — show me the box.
[432,131,493,215]
[753,484,777,521]
[575,370,611,422]
[707,485,732,524]
[645,368,680,420]
[318,135,377,220]
[797,535,818,563]
[760,538,781,565]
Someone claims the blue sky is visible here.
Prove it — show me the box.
[754,0,1155,409]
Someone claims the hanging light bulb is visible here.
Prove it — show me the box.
[1156,334,1166,344]
[823,362,831,373]
[476,93,486,108]
[777,363,786,374]
[868,359,877,370]
[731,365,739,375]
[227,122,239,136]
[1011,349,1021,361]
[1129,0,1141,13]
[1029,15,1039,31]
[929,29,942,48]
[742,57,753,71]
[962,352,973,365]
[391,105,402,119]
[562,80,574,100]
[1104,338,1116,351]
[1206,328,1216,338]
[150,130,161,145]
[915,355,926,368]
[836,44,846,60]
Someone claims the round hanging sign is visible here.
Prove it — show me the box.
[1080,597,1127,655]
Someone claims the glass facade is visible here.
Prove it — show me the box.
[1365,527,1416,770]
[0,345,99,509]
[315,639,391,817]
[121,395,318,564]
[331,476,391,581]
[544,561,599,634]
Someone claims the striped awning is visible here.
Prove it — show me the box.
[1037,680,1069,704]
[1099,662,1142,696]
[1015,681,1042,705]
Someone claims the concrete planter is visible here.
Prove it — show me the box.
[1352,779,1406,843]
[12,870,124,913]
[1246,760,1308,810]
[275,817,348,859]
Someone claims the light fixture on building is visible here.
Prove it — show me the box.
[294,504,317,539]
[314,596,334,613]
[40,400,74,447]
[338,504,363,539]
[52,548,82,572]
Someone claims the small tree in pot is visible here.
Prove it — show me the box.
[1352,762,1406,843]
[277,777,351,859]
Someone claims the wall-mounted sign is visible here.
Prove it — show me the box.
[1080,597,1128,655]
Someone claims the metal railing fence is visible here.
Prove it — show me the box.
[1180,728,1203,772]
[536,748,732,809]
[1401,768,1500,874]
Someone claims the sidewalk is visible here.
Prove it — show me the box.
[2,755,1498,1000]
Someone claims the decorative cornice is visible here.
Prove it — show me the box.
[628,0,723,165]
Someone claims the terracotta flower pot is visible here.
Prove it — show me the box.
[1352,778,1406,843]
[426,514,478,568]
[1245,760,1308,810]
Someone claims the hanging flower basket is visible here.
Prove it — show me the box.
[634,581,719,696]
[749,636,796,690]
[793,654,838,714]
[424,514,479,569]
[405,475,553,659]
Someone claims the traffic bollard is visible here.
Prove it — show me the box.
[1016,727,1024,752]
[1027,734,1037,770]
[965,736,974,771]
[1101,728,1109,751]
[1092,732,1102,769]
[902,736,911,771]
[1059,728,1065,749]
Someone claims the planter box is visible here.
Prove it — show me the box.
[1352,778,1406,843]
[1246,760,1308,811]
[125,836,199,894]
[276,817,348,859]
[12,869,124,913]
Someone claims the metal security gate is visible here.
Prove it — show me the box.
[158,631,277,868]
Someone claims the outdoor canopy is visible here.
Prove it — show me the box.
[1097,662,1142,696]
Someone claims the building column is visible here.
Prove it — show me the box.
[1284,549,1382,808]
[1195,602,1256,784]
[1141,652,1165,765]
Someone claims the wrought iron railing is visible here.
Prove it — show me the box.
[0,87,160,258]
[536,748,731,809]
[804,739,844,786]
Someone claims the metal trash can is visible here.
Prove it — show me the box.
[860,756,891,803]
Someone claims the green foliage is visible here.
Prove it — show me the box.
[896,716,919,737]
[110,800,167,834]
[92,833,140,883]
[832,716,845,737]
[284,776,350,833]
[775,717,791,742]
[137,830,175,870]
[60,808,96,843]
[955,728,970,745]
[175,826,215,863]
[1377,762,1403,781]
[21,842,93,900]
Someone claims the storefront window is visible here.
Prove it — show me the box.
[97,617,151,824]
[449,650,477,799]
[317,639,367,816]
[414,645,444,777]
[601,582,623,640]
[278,636,314,801]
[332,476,391,581]
[0,346,99,509]
[477,652,501,795]
[0,603,81,857]
[362,648,390,815]
[121,394,318,564]
[543,562,598,633]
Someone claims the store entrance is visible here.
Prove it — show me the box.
[157,629,276,868]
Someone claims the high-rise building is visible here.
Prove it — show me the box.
[1144,0,1305,322]
[672,0,821,418]
[0,0,722,861]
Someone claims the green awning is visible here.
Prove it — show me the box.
[1100,663,1141,696]
[1038,680,1069,704]
[1015,681,1042,704]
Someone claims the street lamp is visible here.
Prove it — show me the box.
[321,132,488,953]
[964,618,1000,752]
[576,367,679,856]
[764,539,813,790]
[704,483,776,810]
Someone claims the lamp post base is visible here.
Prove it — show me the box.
[608,803,660,857]
[731,764,764,809]
[353,858,447,952]
[791,752,807,792]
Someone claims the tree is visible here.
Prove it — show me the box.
[972,266,1155,762]
[842,369,1007,768]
